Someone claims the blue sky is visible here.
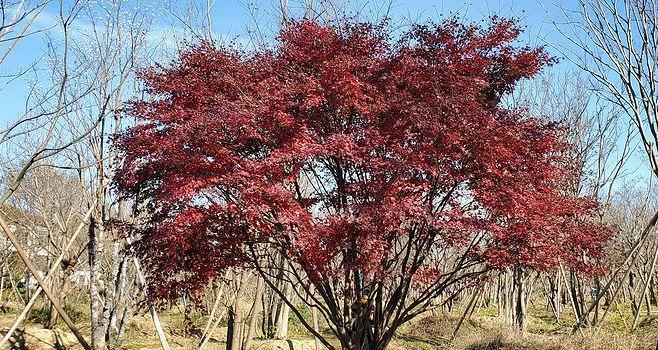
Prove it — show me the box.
[0,0,559,123]
[1,0,649,190]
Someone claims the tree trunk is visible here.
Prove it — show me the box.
[243,276,264,350]
[275,262,291,340]
[0,266,5,307]
[275,292,290,339]
[312,303,321,350]
[513,268,526,331]
[226,306,236,350]
[227,271,248,350]
[45,267,60,329]
[45,298,59,329]
[88,215,107,350]
[104,242,123,346]
[632,240,658,330]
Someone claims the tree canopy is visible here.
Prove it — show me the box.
[114,17,612,349]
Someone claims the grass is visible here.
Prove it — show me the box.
[0,297,655,349]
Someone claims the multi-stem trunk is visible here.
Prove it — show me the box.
[512,268,526,332]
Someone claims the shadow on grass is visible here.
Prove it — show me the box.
[7,328,26,350]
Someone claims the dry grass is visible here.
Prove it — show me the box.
[393,313,658,350]
[0,300,656,349]
[454,328,657,350]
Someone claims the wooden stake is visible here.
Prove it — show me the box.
[0,213,91,349]
[0,203,93,347]
[632,240,658,330]
[133,257,171,350]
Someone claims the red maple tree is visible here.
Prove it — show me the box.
[114,18,610,349]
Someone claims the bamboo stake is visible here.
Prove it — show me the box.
[198,283,225,350]
[574,209,658,332]
[632,240,658,330]
[0,213,91,349]
[3,263,24,306]
[559,265,584,335]
[0,203,93,347]
[452,288,480,339]
[133,257,171,350]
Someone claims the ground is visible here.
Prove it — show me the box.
[0,299,656,349]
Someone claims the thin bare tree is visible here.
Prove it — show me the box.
[546,0,658,331]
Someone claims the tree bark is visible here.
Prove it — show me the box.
[513,268,526,332]
[311,303,321,350]
[243,276,264,350]
[275,262,291,340]
[45,296,59,329]
[275,290,290,339]
[226,306,236,350]
[88,215,107,350]
[227,271,248,350]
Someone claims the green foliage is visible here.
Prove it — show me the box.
[63,304,87,324]
[288,305,312,326]
[27,306,50,324]
[287,306,315,339]
[28,303,87,325]
[483,308,498,317]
